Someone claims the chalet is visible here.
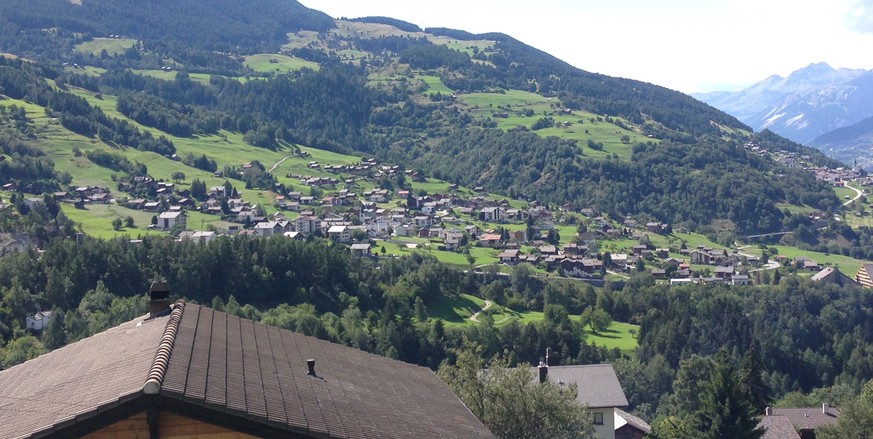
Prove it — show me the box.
[803,260,820,271]
[443,229,464,251]
[350,243,372,257]
[157,211,186,231]
[650,269,667,279]
[498,249,520,264]
[0,286,493,439]
[127,198,146,209]
[539,245,558,257]
[561,258,602,278]
[632,245,648,256]
[713,265,734,279]
[25,311,52,331]
[536,364,630,439]
[856,264,873,288]
[645,222,664,233]
[731,274,751,286]
[464,224,479,238]
[479,233,502,248]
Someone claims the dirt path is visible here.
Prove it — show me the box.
[469,300,493,323]
[268,155,293,173]
[843,184,864,206]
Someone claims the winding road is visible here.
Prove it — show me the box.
[469,300,493,323]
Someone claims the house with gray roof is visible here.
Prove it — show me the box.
[0,285,493,439]
[761,405,839,439]
[536,364,630,439]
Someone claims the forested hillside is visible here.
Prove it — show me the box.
[1,2,872,434]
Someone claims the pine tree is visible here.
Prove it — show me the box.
[693,355,764,439]
[739,343,771,413]
[42,308,66,351]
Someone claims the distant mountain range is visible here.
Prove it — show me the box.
[693,62,873,170]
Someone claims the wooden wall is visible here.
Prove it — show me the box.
[82,411,261,439]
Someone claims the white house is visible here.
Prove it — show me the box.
[26,311,52,331]
[536,364,630,439]
[327,225,351,243]
[157,211,186,231]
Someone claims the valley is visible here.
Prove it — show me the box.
[1,2,873,437]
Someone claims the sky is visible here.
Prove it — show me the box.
[301,0,873,93]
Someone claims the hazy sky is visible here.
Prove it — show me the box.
[301,0,873,93]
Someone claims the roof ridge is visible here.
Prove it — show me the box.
[143,300,186,395]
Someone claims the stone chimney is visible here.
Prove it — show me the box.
[765,407,772,416]
[822,403,829,414]
[149,281,172,318]
[307,359,317,376]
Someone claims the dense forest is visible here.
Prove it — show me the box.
[0,0,334,61]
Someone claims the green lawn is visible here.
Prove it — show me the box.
[428,293,485,327]
[586,322,640,354]
[74,38,137,56]
[132,70,215,85]
[60,203,164,239]
[243,54,319,74]
[776,203,818,215]
[834,186,857,201]
[418,75,453,95]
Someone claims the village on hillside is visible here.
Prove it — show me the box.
[11,151,869,289]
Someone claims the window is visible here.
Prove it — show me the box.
[593,412,603,425]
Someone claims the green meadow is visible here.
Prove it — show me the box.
[428,293,639,352]
[243,54,319,74]
[457,90,650,160]
[74,38,137,56]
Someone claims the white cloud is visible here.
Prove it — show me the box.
[846,0,873,32]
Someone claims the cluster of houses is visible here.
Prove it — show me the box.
[46,186,113,207]
[745,140,871,188]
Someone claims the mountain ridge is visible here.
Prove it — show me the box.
[0,1,846,234]
[693,62,873,168]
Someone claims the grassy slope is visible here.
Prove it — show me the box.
[243,54,319,74]
[74,38,137,56]
[457,90,649,160]
[429,292,639,352]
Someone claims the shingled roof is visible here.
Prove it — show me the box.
[539,364,629,409]
[0,301,493,439]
